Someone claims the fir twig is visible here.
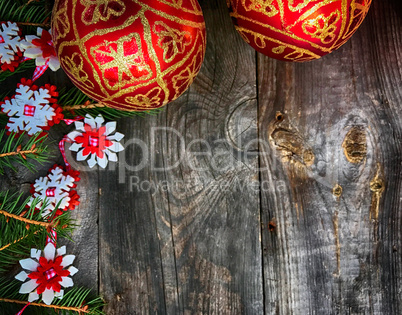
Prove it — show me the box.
[0,209,52,228]
[0,0,51,34]
[59,86,164,120]
[0,278,105,314]
[0,191,75,251]
[0,230,38,252]
[0,130,49,174]
[0,59,36,83]
[0,298,90,313]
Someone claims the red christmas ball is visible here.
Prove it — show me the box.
[228,0,372,62]
[51,0,206,111]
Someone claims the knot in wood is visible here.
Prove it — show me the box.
[342,126,367,163]
[332,184,342,197]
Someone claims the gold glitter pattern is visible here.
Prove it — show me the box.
[302,10,340,44]
[172,45,204,98]
[52,0,206,111]
[154,21,192,63]
[229,0,371,62]
[288,0,321,12]
[60,52,95,89]
[52,4,70,39]
[90,33,152,90]
[80,0,126,25]
[241,0,279,17]
[125,87,163,108]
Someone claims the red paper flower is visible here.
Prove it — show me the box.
[22,28,60,71]
[29,255,70,295]
[74,124,113,159]
[68,114,124,168]
[31,29,56,58]
[16,243,78,305]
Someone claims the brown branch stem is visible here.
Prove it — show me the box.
[0,210,51,228]
[16,22,50,28]
[0,148,37,158]
[0,298,89,313]
[63,103,107,111]
[0,230,39,252]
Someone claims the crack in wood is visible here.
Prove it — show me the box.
[369,164,385,222]
[333,211,341,277]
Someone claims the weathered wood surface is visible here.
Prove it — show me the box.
[1,0,401,314]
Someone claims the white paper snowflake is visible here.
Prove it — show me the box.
[15,243,78,305]
[22,27,60,71]
[0,21,25,68]
[1,81,61,135]
[28,166,78,217]
[67,114,125,168]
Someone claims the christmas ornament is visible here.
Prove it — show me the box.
[67,114,124,168]
[0,78,63,136]
[28,165,81,217]
[15,243,78,305]
[51,0,206,111]
[228,0,372,62]
[0,21,25,72]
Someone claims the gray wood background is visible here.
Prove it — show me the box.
[1,0,401,314]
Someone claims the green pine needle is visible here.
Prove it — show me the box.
[0,0,51,34]
[0,59,36,83]
[0,191,75,273]
[59,86,164,120]
[0,278,105,315]
[0,130,50,175]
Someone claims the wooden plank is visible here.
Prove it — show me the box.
[0,0,400,314]
[98,115,167,314]
[157,0,264,313]
[257,0,402,313]
[98,0,264,313]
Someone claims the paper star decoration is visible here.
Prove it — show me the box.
[67,114,125,168]
[0,78,63,136]
[28,165,80,217]
[15,243,78,305]
[22,28,60,71]
[0,21,25,72]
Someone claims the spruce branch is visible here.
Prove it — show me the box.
[0,130,49,174]
[0,278,105,314]
[59,86,164,120]
[0,59,36,83]
[0,209,51,228]
[0,0,51,34]
[0,191,75,271]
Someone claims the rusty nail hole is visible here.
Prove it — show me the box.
[268,220,276,232]
[275,112,284,122]
[332,184,342,197]
[370,180,384,192]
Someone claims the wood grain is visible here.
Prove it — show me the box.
[257,0,402,314]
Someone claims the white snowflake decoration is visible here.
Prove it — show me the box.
[67,114,125,168]
[0,21,25,65]
[22,27,60,71]
[1,83,57,135]
[28,166,76,217]
[15,243,78,305]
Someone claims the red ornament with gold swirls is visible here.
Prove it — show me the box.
[51,0,206,111]
[228,0,371,62]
